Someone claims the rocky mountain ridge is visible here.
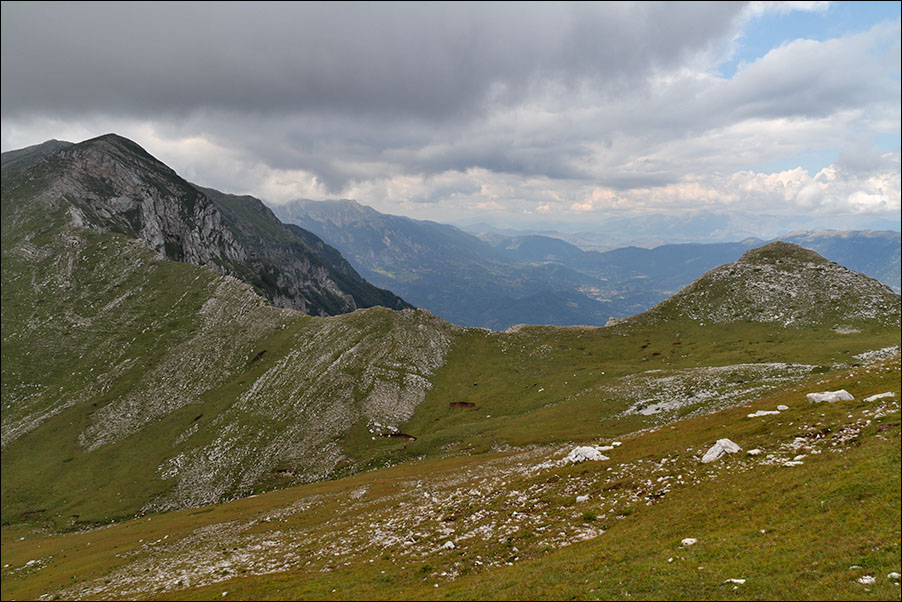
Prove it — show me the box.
[1,135,409,316]
[1,215,450,518]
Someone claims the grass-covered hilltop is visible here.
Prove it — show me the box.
[2,136,900,600]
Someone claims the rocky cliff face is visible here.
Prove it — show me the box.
[196,186,411,315]
[49,135,248,270]
[1,134,410,316]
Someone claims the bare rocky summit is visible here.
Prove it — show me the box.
[639,242,900,327]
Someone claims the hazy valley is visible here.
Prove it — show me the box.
[276,199,900,330]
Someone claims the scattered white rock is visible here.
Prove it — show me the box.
[724,578,746,585]
[833,326,861,335]
[565,446,610,463]
[701,439,741,463]
[777,404,789,411]
[441,540,455,550]
[850,565,862,569]
[576,495,590,503]
[681,538,697,547]
[783,461,804,467]
[858,575,876,585]
[747,449,763,456]
[612,441,622,447]
[888,572,901,580]
[807,390,854,403]
[748,410,780,418]
[864,392,894,402]
[854,346,900,363]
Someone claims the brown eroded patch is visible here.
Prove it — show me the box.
[380,433,417,441]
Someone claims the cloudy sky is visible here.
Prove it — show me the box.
[2,1,900,229]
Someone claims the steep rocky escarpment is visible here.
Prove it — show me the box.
[52,135,248,269]
[196,185,411,315]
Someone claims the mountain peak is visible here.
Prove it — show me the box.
[737,241,830,266]
[639,242,899,327]
[64,133,175,174]
[278,198,383,227]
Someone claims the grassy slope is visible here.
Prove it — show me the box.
[1,221,298,526]
[2,212,456,528]
[342,318,898,473]
[2,355,898,600]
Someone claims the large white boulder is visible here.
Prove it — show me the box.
[701,438,741,463]
[566,446,610,463]
[806,390,853,403]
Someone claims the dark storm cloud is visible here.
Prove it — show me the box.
[1,1,744,120]
[2,2,898,218]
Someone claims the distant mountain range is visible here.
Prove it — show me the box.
[274,200,619,329]
[275,199,901,329]
[456,210,902,251]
